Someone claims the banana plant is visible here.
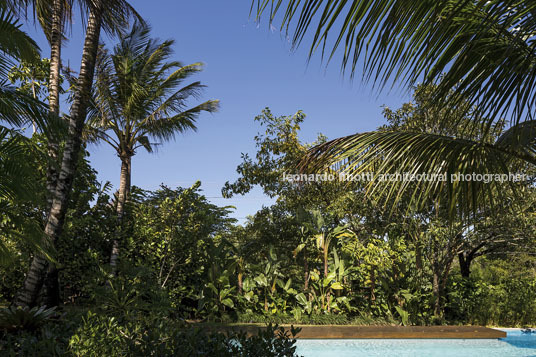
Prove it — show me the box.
[275,278,298,312]
[295,291,313,315]
[197,240,237,317]
[295,250,353,314]
[316,225,355,278]
[293,226,312,291]
[254,246,283,313]
[240,276,258,306]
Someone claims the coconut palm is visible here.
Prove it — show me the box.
[15,0,141,308]
[254,1,536,216]
[86,23,219,270]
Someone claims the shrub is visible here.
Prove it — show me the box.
[0,306,56,333]
[69,312,301,356]
[1,309,302,357]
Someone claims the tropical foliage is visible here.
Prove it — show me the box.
[2,0,536,355]
[254,0,536,216]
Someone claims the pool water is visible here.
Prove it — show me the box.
[295,329,536,356]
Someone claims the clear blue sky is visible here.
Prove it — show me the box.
[22,1,411,223]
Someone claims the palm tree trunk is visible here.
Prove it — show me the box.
[15,3,103,308]
[48,0,63,117]
[39,0,64,308]
[45,0,63,204]
[109,155,131,272]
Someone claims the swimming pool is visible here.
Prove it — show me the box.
[295,329,536,356]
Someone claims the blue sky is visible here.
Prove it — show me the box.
[22,1,412,222]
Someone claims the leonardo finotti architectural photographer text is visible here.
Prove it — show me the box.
[282,172,531,183]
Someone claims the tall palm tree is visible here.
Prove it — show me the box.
[15,0,141,308]
[253,1,536,216]
[86,23,219,270]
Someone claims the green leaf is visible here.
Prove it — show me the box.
[330,282,344,290]
[221,298,234,308]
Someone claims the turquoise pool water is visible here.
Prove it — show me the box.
[295,329,536,356]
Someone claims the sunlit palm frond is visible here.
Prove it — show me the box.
[139,100,219,142]
[302,130,533,217]
[142,80,206,123]
[254,0,536,124]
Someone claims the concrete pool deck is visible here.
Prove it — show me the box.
[205,324,506,339]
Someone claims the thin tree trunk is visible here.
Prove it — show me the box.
[415,240,423,273]
[370,269,376,304]
[30,82,37,133]
[109,155,131,272]
[458,252,472,278]
[238,271,243,295]
[303,252,309,291]
[323,243,328,278]
[432,267,441,318]
[458,241,486,279]
[15,4,103,308]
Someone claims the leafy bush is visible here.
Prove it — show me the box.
[70,312,301,356]
[1,308,302,357]
[89,263,172,319]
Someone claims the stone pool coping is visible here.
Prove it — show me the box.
[201,324,506,339]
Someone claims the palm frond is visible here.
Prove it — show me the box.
[0,5,40,78]
[78,0,144,37]
[0,127,43,204]
[254,0,536,124]
[302,130,530,217]
[88,23,219,158]
[138,100,219,142]
[141,80,206,125]
[135,135,153,153]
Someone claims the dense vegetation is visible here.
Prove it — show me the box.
[1,0,536,355]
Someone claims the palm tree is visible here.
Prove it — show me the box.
[15,0,141,308]
[253,1,536,216]
[86,23,219,270]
